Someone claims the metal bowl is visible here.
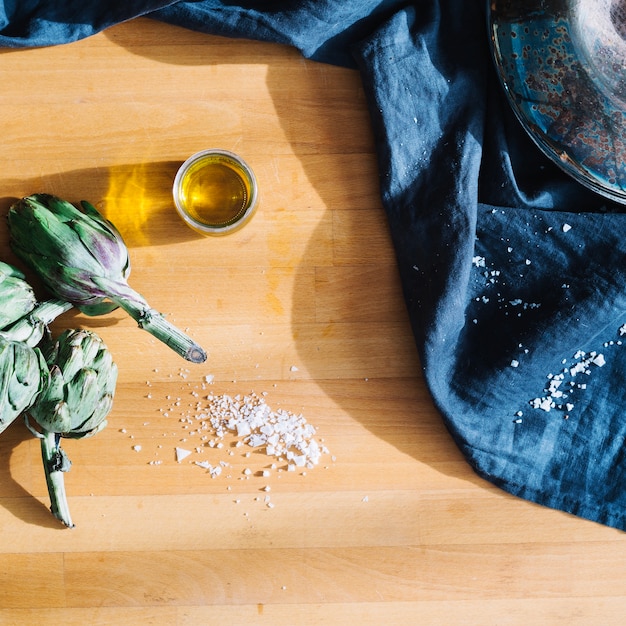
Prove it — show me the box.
[489,0,626,204]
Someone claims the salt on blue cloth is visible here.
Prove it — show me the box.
[3,0,626,530]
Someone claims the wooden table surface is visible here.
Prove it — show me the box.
[1,16,626,626]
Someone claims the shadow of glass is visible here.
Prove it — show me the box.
[0,160,201,248]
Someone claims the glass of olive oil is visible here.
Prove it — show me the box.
[173,149,258,235]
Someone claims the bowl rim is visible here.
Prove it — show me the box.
[489,0,626,204]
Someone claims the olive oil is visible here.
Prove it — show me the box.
[174,150,258,235]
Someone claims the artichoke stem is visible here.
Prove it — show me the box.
[5,299,73,347]
[111,293,207,364]
[40,430,74,528]
[30,299,73,326]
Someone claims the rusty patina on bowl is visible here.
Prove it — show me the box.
[489,0,626,204]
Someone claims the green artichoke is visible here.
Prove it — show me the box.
[29,328,117,438]
[0,336,48,435]
[0,261,37,329]
[27,328,118,528]
[8,194,207,364]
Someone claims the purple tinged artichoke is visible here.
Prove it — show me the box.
[8,194,207,364]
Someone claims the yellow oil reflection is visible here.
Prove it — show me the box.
[101,161,180,247]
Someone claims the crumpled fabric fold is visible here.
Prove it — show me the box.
[0,1,176,46]
[2,0,626,529]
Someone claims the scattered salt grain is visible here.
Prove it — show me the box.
[132,445,142,452]
[175,447,192,463]
[528,349,607,418]
[592,354,606,367]
[562,223,572,232]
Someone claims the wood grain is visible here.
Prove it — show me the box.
[0,15,624,626]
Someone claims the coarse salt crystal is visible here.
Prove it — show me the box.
[154,387,329,474]
[236,422,252,437]
[175,447,192,463]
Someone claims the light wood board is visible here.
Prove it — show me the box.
[0,16,624,626]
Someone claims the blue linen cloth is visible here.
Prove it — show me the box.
[2,0,626,530]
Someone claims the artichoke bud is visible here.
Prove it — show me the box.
[29,329,117,438]
[0,261,37,329]
[0,337,49,435]
[8,194,130,307]
[9,194,207,363]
